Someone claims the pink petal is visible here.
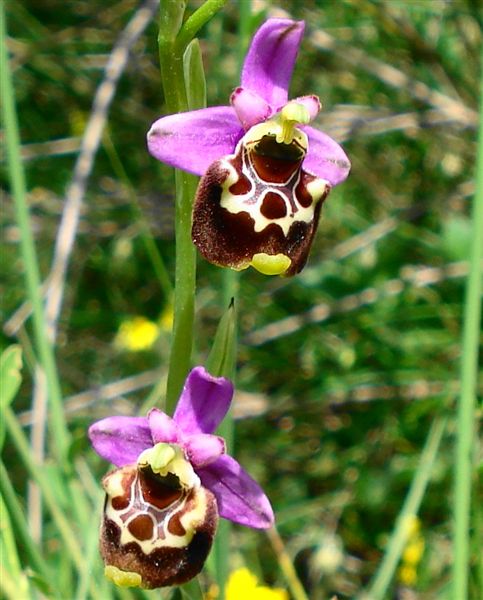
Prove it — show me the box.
[230,87,272,130]
[147,106,243,176]
[198,454,274,529]
[241,19,304,107]
[148,408,179,444]
[302,125,351,186]
[88,416,152,467]
[185,433,225,468]
[173,367,234,435]
[289,94,321,121]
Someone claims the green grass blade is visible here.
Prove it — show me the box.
[0,0,69,466]
[365,416,447,599]
[4,408,83,569]
[0,493,31,599]
[451,44,483,599]
[0,460,51,585]
[102,130,173,301]
[0,345,23,449]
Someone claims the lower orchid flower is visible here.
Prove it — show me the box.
[88,366,273,589]
[147,18,350,276]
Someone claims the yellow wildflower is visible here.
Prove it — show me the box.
[402,535,425,566]
[114,317,159,352]
[398,565,417,586]
[397,516,425,587]
[225,567,288,600]
[204,583,219,600]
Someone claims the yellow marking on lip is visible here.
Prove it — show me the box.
[104,566,142,588]
[250,253,291,275]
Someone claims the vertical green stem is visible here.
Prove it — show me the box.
[158,0,227,412]
[0,2,69,465]
[158,1,198,412]
[158,4,230,597]
[168,168,199,410]
[452,47,483,598]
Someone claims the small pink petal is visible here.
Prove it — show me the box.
[230,87,272,130]
[290,94,321,121]
[302,125,351,186]
[185,433,225,468]
[148,408,179,444]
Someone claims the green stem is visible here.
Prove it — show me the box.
[366,417,446,599]
[175,0,227,54]
[158,0,225,412]
[158,1,196,412]
[158,1,188,112]
[0,1,69,466]
[167,168,199,412]
[452,46,483,599]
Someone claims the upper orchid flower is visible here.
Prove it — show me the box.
[148,19,350,276]
[88,366,273,589]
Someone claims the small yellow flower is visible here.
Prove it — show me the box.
[114,317,159,352]
[398,564,417,586]
[204,583,219,600]
[397,515,425,587]
[402,535,425,566]
[225,568,288,600]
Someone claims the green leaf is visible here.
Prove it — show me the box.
[0,345,22,449]
[0,493,31,599]
[205,300,236,379]
[0,345,23,408]
[183,38,207,110]
[441,216,472,261]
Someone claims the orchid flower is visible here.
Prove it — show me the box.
[88,366,273,589]
[147,18,350,276]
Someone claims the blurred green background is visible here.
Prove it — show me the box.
[1,0,481,598]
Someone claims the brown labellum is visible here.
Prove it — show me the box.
[192,124,330,276]
[100,464,218,589]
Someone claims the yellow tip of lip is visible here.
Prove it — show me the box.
[104,566,142,588]
[250,253,291,275]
